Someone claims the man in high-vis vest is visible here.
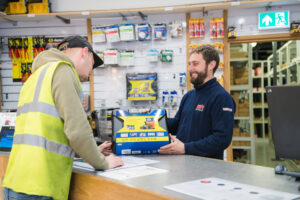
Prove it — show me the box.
[3,36,124,200]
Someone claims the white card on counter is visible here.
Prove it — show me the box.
[73,156,159,172]
[99,165,167,180]
[164,177,300,200]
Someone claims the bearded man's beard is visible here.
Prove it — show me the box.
[190,66,208,87]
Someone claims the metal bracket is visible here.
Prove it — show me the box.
[55,15,71,24]
[202,7,208,17]
[119,13,127,21]
[0,12,17,26]
[266,2,272,11]
[138,11,148,21]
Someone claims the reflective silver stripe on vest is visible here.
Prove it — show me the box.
[17,102,60,118]
[17,63,60,119]
[14,134,75,158]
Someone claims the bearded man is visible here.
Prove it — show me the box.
[158,45,236,159]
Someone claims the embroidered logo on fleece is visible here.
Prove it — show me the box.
[223,107,233,112]
[195,104,205,111]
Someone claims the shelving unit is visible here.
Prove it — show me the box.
[230,43,255,164]
[252,60,269,140]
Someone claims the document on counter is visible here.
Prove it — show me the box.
[164,177,300,200]
[99,165,168,180]
[73,156,159,172]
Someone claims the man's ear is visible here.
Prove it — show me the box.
[81,47,89,58]
[208,60,216,72]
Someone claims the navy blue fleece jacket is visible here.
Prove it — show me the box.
[167,78,235,159]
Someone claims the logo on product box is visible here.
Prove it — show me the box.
[195,104,205,112]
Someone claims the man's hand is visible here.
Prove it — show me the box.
[158,134,185,154]
[98,141,112,156]
[106,154,124,169]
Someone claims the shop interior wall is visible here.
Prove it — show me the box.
[92,13,187,116]
[228,4,300,36]
[50,0,224,12]
[0,19,89,111]
[2,4,299,113]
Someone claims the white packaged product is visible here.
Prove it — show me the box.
[119,24,135,41]
[103,49,119,65]
[92,26,106,43]
[105,25,120,43]
[120,50,134,66]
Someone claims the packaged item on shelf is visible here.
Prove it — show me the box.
[209,18,218,39]
[162,91,169,106]
[170,90,178,106]
[290,22,300,33]
[179,72,186,87]
[119,24,135,41]
[105,24,120,43]
[45,37,63,50]
[160,49,173,62]
[27,0,49,14]
[169,22,183,38]
[4,0,26,14]
[147,49,159,62]
[92,26,106,43]
[216,74,224,87]
[216,18,224,39]
[199,18,205,38]
[103,49,119,65]
[153,23,167,40]
[228,26,237,39]
[189,19,195,38]
[189,18,205,39]
[136,24,151,41]
[126,73,158,101]
[119,50,134,66]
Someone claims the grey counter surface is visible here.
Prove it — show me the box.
[73,155,300,200]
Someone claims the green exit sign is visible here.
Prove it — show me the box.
[258,11,289,30]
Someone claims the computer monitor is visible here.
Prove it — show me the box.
[266,85,300,161]
[0,126,15,152]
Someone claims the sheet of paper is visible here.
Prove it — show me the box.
[99,165,168,180]
[164,177,300,200]
[73,156,159,172]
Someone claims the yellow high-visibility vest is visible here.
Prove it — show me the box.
[3,61,81,200]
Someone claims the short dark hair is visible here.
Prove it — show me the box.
[190,45,220,73]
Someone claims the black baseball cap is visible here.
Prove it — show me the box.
[57,35,103,69]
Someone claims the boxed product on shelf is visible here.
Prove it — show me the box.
[105,24,120,43]
[240,141,251,146]
[119,24,135,41]
[240,132,250,137]
[119,50,134,66]
[92,26,106,43]
[230,51,248,58]
[232,141,240,146]
[136,24,151,41]
[234,67,248,84]
[103,49,119,65]
[169,22,183,38]
[153,23,167,40]
[233,127,240,137]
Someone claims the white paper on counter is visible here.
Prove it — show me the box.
[99,165,168,180]
[164,177,300,200]
[73,156,159,172]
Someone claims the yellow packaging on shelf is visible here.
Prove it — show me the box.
[27,3,49,14]
[4,0,26,14]
[12,59,22,82]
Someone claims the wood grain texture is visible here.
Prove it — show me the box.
[186,12,191,92]
[228,33,300,44]
[223,9,233,162]
[69,172,176,200]
[86,18,95,112]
